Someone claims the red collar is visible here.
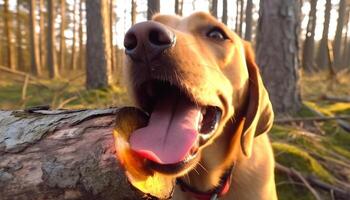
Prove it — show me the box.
[176,165,235,200]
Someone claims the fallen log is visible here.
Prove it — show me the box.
[0,108,147,200]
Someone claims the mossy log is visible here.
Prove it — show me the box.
[0,108,145,200]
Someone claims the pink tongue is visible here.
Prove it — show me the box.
[129,92,200,164]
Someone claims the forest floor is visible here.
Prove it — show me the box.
[0,69,349,200]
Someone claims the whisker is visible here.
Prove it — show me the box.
[197,162,209,174]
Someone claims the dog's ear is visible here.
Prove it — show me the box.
[240,41,274,157]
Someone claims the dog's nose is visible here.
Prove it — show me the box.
[124,21,175,60]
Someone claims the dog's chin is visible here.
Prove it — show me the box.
[146,151,201,177]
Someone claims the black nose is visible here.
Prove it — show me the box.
[124,21,175,60]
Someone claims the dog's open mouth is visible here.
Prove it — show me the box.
[130,81,222,174]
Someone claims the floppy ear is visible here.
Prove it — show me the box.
[240,42,274,157]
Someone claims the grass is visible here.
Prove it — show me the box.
[0,69,349,200]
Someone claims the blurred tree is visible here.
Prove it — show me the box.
[209,0,218,18]
[239,0,244,37]
[16,0,24,71]
[47,0,59,78]
[4,0,16,70]
[235,0,240,33]
[109,0,115,71]
[244,0,253,41]
[222,0,227,24]
[39,0,46,69]
[333,0,347,69]
[175,0,184,16]
[85,0,112,89]
[70,0,78,70]
[147,0,160,20]
[59,0,66,70]
[343,9,350,67]
[316,0,331,69]
[256,0,302,115]
[29,0,42,76]
[302,0,317,72]
[131,0,136,25]
[78,0,84,69]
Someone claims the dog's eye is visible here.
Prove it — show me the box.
[207,28,228,40]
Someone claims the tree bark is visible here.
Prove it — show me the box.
[333,0,347,69]
[4,0,16,70]
[147,0,160,20]
[302,0,317,72]
[222,0,228,25]
[0,108,144,200]
[47,0,60,79]
[85,0,113,89]
[244,0,253,41]
[29,0,42,76]
[59,0,66,71]
[256,0,302,116]
[209,0,218,19]
[316,0,331,69]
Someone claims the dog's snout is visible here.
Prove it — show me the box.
[124,21,175,60]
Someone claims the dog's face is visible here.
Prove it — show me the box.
[121,12,273,181]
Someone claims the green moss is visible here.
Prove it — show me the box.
[275,173,315,200]
[273,143,334,183]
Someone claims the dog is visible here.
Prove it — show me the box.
[121,12,277,200]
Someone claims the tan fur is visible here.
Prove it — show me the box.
[126,12,277,200]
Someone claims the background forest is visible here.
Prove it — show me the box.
[0,0,350,199]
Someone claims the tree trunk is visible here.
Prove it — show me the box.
[244,0,253,41]
[29,0,42,76]
[16,0,24,71]
[78,0,84,70]
[222,0,228,25]
[0,108,144,200]
[341,8,350,68]
[147,0,160,20]
[47,0,60,79]
[109,0,115,72]
[59,0,66,71]
[175,0,184,16]
[316,0,331,69]
[86,0,112,89]
[333,0,347,69]
[4,0,16,70]
[209,0,218,19]
[131,0,137,25]
[40,0,46,70]
[302,0,317,72]
[239,0,244,37]
[256,0,302,116]
[70,0,78,70]
[235,0,240,34]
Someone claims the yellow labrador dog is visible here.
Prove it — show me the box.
[122,12,277,200]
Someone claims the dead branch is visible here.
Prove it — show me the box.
[274,115,350,123]
[321,95,350,103]
[0,108,146,200]
[275,162,350,200]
